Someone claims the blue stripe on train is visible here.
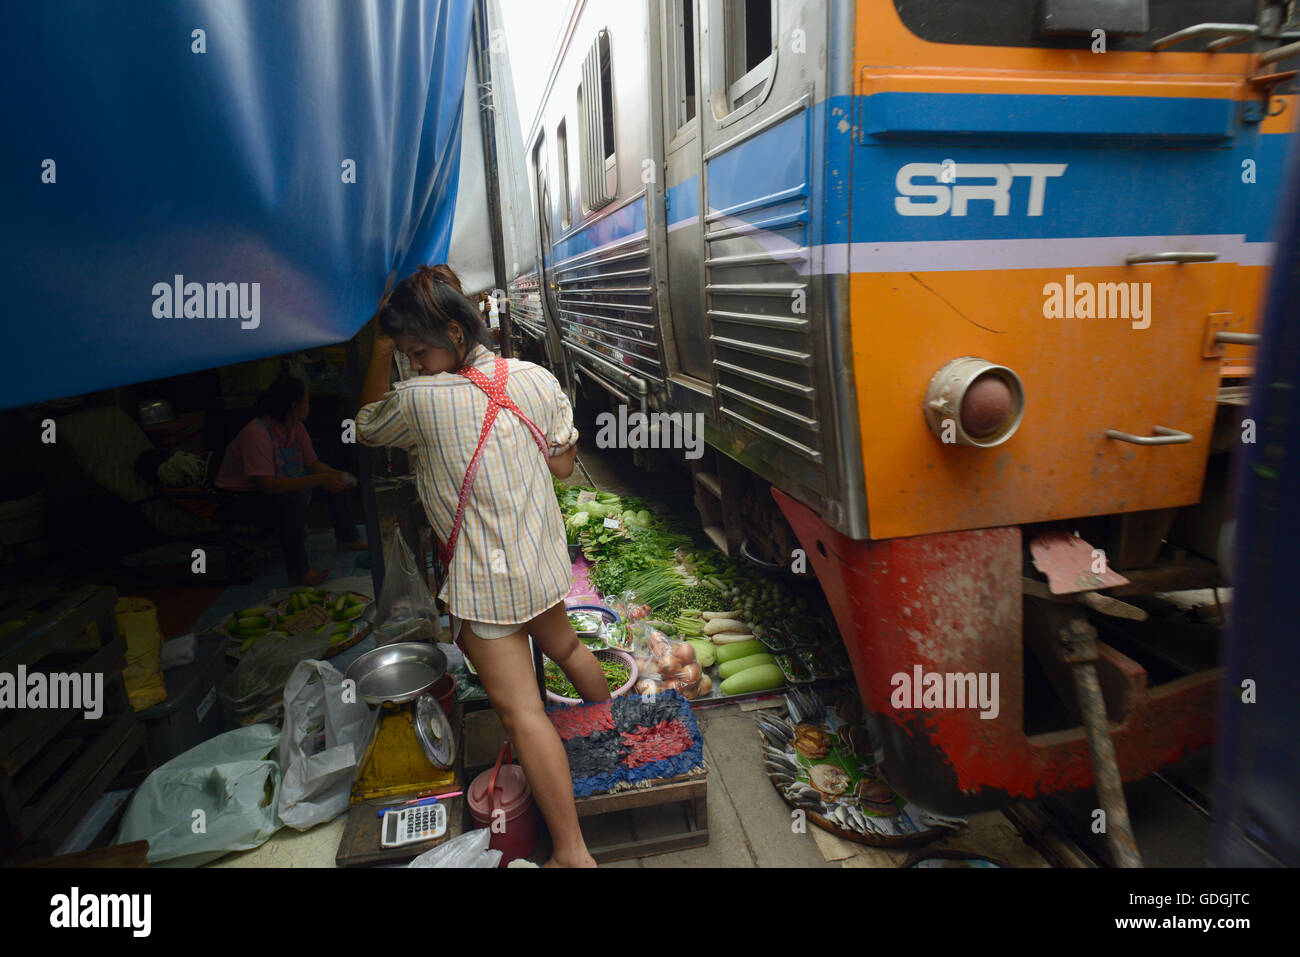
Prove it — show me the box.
[548,92,1289,262]
[863,92,1237,141]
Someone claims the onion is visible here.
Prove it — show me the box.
[672,643,695,666]
[678,662,701,684]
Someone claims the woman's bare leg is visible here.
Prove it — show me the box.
[527,602,610,704]
[460,626,596,868]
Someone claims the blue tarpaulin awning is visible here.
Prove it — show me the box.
[1,0,475,409]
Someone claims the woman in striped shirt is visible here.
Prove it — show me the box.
[357,265,607,868]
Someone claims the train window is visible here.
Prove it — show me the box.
[557,119,570,230]
[672,0,697,129]
[599,32,615,164]
[890,0,1262,51]
[577,29,617,211]
[724,0,774,109]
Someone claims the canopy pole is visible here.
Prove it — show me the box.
[473,0,513,358]
[346,333,386,598]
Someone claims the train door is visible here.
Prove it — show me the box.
[532,133,570,388]
[661,0,710,382]
[694,0,843,520]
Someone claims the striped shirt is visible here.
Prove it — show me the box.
[356,345,578,624]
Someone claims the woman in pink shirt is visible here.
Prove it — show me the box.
[215,375,365,584]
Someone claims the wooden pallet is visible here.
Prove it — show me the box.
[0,586,149,861]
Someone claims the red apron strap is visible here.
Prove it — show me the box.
[437,358,551,568]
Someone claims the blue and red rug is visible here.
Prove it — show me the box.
[547,691,705,797]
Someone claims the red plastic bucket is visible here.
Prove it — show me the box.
[430,673,456,716]
[467,743,538,866]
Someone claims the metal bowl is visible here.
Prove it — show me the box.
[344,641,447,705]
[138,399,175,425]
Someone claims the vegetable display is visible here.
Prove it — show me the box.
[554,478,846,702]
[223,588,371,655]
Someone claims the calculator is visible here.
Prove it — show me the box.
[381,803,448,848]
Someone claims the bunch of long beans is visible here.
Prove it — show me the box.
[544,658,630,699]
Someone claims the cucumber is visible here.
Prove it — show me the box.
[714,639,766,664]
[720,663,785,695]
[236,605,272,618]
[718,652,777,680]
[236,615,269,628]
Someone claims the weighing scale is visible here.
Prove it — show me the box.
[345,642,461,803]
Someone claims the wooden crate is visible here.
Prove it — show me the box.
[463,709,709,863]
[0,585,149,861]
[574,774,709,863]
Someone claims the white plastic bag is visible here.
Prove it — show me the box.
[115,724,282,867]
[277,660,377,831]
[407,827,502,868]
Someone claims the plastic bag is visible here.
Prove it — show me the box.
[628,621,703,699]
[407,827,502,868]
[277,660,377,831]
[115,724,282,867]
[374,527,442,645]
[115,597,167,710]
[220,631,331,727]
[604,592,651,625]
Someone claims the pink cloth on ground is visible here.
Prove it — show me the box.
[566,554,600,604]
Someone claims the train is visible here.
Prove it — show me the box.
[505,0,1300,817]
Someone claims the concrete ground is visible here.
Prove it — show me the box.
[595,702,1049,869]
[208,697,1049,868]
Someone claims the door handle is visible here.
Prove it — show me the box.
[1124,251,1219,265]
[1105,426,1193,446]
[1214,331,1260,346]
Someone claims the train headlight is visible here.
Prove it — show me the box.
[924,357,1025,448]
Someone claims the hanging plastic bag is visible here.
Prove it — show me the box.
[373,526,442,644]
[277,660,377,831]
[115,724,282,867]
[407,827,502,868]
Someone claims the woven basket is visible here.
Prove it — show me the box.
[545,648,638,705]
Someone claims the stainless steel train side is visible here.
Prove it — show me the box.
[508,0,867,546]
